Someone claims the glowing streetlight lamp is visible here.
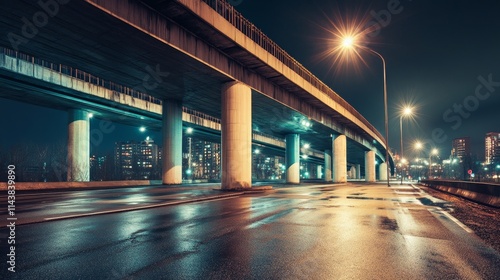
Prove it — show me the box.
[415,142,422,149]
[341,36,390,186]
[399,106,413,184]
[342,36,354,48]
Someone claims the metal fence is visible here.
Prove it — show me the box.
[1,46,285,144]
[201,0,385,144]
[1,47,162,105]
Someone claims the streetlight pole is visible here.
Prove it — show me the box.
[340,39,390,186]
[399,107,412,184]
[400,116,404,184]
[367,48,390,187]
[429,148,438,179]
[428,153,432,179]
[414,141,423,181]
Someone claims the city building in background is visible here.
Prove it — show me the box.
[114,137,159,180]
[90,155,107,181]
[485,132,500,165]
[183,137,221,181]
[253,151,286,180]
[451,137,471,160]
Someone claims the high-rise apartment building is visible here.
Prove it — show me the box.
[485,132,500,164]
[451,137,470,160]
[114,137,159,180]
[183,137,221,180]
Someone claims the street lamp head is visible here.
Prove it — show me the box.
[403,107,412,116]
[431,148,438,155]
[415,141,422,150]
[342,36,354,49]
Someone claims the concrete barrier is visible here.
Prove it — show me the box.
[0,180,162,191]
[420,179,500,208]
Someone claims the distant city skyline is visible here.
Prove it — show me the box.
[2,96,496,161]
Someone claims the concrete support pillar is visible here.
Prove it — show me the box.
[365,151,376,182]
[317,165,323,179]
[285,134,300,184]
[332,135,347,183]
[356,164,361,179]
[67,109,90,182]
[379,162,388,181]
[162,100,183,184]
[221,82,252,190]
[324,150,332,182]
[349,166,356,179]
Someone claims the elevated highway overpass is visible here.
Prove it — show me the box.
[0,47,355,172]
[0,0,394,189]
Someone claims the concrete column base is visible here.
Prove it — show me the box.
[333,135,347,183]
[324,150,332,182]
[379,162,388,181]
[286,134,300,184]
[162,100,183,185]
[67,109,90,182]
[365,151,376,182]
[221,82,252,190]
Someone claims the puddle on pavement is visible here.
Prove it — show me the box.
[320,195,341,200]
[416,197,453,210]
[379,216,399,231]
[347,196,385,200]
[362,215,399,231]
[309,192,322,196]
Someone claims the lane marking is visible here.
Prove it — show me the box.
[43,193,242,222]
[438,210,474,233]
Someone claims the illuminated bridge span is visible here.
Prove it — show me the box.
[0,48,326,164]
[0,0,393,189]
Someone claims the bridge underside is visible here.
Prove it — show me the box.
[0,0,390,177]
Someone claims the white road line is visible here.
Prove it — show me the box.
[44,193,242,221]
[439,210,474,233]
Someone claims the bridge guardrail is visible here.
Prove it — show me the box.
[1,47,287,148]
[1,47,163,105]
[201,0,386,146]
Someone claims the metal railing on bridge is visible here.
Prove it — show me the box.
[1,47,163,105]
[1,46,289,148]
[201,0,386,144]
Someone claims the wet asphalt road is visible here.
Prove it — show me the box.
[0,184,238,225]
[1,183,499,279]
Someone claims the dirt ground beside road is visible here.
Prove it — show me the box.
[419,185,500,253]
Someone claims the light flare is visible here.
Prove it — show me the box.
[314,7,378,75]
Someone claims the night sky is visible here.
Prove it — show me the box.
[1,0,500,160]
